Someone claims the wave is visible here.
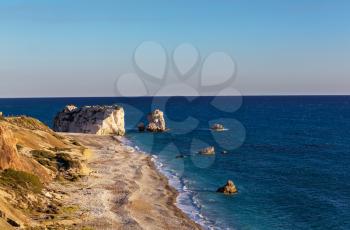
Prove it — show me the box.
[151,156,216,230]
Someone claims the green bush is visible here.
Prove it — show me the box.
[31,149,80,172]
[0,169,43,193]
[48,147,71,152]
[70,140,82,146]
[56,152,81,170]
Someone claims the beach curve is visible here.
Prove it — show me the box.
[55,133,202,230]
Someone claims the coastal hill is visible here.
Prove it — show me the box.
[0,115,88,229]
[0,110,201,229]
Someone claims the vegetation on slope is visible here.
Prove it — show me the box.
[5,116,53,133]
[0,115,88,229]
[0,169,43,194]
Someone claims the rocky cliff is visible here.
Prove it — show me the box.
[0,124,21,170]
[0,122,52,182]
[53,105,125,136]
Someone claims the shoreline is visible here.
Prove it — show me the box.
[121,134,217,229]
[145,153,204,229]
[59,133,202,229]
[122,138,212,229]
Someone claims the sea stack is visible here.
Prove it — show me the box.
[217,180,237,194]
[53,105,125,136]
[146,109,166,132]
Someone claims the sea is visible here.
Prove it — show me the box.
[0,96,349,230]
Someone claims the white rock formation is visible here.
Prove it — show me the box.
[53,105,125,136]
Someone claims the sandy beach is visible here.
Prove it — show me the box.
[53,133,201,230]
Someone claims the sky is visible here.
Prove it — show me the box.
[0,0,349,97]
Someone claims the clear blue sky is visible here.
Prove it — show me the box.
[0,0,349,97]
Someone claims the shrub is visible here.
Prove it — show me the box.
[0,169,43,193]
[31,150,56,160]
[48,147,71,152]
[31,149,81,171]
[70,140,82,146]
[56,153,81,170]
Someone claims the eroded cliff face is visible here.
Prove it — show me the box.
[53,105,125,136]
[0,123,52,182]
[0,116,88,229]
[0,124,20,171]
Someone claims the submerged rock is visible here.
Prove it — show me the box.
[137,122,145,132]
[53,105,125,136]
[146,109,166,132]
[217,180,237,194]
[211,123,225,131]
[198,146,215,155]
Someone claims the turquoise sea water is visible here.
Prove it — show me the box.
[0,96,349,229]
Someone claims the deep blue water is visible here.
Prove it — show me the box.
[1,96,350,230]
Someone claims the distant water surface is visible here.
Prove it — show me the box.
[0,96,349,230]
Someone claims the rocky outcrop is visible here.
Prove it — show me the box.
[146,109,166,132]
[217,180,237,194]
[0,124,21,170]
[198,146,215,155]
[211,123,225,131]
[53,105,125,136]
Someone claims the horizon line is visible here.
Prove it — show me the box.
[1,94,350,99]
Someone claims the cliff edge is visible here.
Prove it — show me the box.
[53,105,125,136]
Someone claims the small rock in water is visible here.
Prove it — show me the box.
[198,146,215,155]
[217,180,237,194]
[137,122,145,132]
[221,150,228,154]
[175,154,185,159]
[211,123,225,131]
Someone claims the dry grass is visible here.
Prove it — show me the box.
[5,116,52,133]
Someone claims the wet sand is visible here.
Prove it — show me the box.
[58,133,201,230]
